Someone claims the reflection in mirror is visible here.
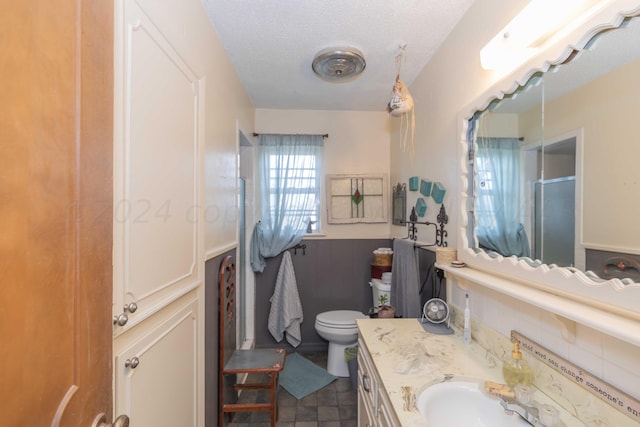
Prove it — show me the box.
[534,137,578,267]
[467,73,543,262]
[467,16,640,283]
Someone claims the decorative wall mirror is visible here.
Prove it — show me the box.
[392,183,406,225]
[459,4,640,318]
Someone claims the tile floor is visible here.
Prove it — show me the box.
[226,351,358,427]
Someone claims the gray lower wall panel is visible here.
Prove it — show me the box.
[585,248,640,283]
[254,239,393,350]
[205,239,441,427]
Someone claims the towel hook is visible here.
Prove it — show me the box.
[292,243,306,256]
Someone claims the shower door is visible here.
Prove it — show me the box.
[534,176,576,267]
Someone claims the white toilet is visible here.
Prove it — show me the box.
[315,310,367,377]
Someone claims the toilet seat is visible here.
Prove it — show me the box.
[315,321,358,330]
[315,310,366,328]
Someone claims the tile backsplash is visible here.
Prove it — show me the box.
[449,283,640,427]
[512,331,640,425]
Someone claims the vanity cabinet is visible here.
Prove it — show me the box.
[357,337,400,427]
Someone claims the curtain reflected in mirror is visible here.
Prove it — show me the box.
[475,136,530,258]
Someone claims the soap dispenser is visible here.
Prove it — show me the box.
[502,341,533,387]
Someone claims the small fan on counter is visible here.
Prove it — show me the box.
[420,298,453,335]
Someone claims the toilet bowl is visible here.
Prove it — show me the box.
[315,310,367,377]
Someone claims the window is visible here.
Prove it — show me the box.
[474,136,530,257]
[474,155,499,231]
[265,151,321,233]
[258,134,324,235]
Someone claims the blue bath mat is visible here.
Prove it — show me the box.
[279,352,337,399]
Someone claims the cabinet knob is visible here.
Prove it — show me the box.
[93,413,130,427]
[113,313,128,327]
[123,302,138,313]
[124,357,140,369]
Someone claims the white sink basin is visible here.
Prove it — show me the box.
[417,380,531,427]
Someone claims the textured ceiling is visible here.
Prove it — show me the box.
[202,0,477,111]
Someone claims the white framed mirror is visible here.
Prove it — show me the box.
[458,2,640,320]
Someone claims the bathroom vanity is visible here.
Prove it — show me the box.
[356,318,584,427]
[357,330,398,427]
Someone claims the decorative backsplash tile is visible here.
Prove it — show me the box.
[512,331,640,425]
[450,305,639,427]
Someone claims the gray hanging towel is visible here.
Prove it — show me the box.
[268,251,304,347]
[390,239,421,318]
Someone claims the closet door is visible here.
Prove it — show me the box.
[113,0,204,424]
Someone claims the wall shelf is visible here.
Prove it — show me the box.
[437,264,640,347]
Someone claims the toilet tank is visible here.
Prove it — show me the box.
[370,278,391,307]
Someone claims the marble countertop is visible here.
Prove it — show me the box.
[356,318,583,427]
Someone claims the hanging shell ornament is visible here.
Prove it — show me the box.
[386,74,415,158]
[386,45,416,159]
[387,75,414,116]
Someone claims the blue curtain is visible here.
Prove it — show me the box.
[250,134,324,273]
[475,137,530,257]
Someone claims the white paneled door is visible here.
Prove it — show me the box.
[115,298,199,425]
[113,0,204,425]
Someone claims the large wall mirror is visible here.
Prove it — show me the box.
[460,5,640,318]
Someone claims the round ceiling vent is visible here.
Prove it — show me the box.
[312,47,366,82]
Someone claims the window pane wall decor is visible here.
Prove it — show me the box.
[327,174,387,224]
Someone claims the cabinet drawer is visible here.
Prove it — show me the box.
[357,336,401,427]
[358,381,376,427]
[357,338,378,408]
[377,385,399,427]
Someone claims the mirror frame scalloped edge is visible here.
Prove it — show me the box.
[456,0,640,321]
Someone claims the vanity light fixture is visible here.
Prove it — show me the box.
[480,0,612,72]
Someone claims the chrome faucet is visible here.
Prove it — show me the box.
[500,396,540,426]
